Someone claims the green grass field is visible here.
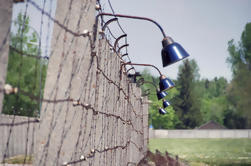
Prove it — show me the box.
[149,138,251,166]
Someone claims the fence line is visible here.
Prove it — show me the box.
[149,129,251,139]
[0,114,38,161]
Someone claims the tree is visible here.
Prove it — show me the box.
[199,77,229,125]
[172,59,202,129]
[226,22,251,128]
[3,13,47,117]
[200,95,228,125]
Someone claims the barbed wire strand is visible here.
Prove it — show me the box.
[106,0,133,65]
[1,0,148,165]
[97,0,134,72]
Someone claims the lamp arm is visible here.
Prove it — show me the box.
[122,62,163,76]
[142,81,158,90]
[97,13,167,38]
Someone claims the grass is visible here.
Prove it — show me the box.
[149,138,251,166]
[2,155,33,164]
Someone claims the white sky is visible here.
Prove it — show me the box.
[101,0,251,81]
[12,0,251,81]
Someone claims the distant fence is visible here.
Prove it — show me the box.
[0,114,39,160]
[149,129,251,138]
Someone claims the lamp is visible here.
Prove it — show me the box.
[157,91,168,100]
[141,80,168,100]
[163,100,171,108]
[122,62,175,92]
[162,37,190,67]
[95,13,189,67]
[159,108,167,115]
[159,75,175,92]
[137,79,170,115]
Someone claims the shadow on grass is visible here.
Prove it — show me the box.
[202,161,251,166]
[218,164,251,166]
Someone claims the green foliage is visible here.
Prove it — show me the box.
[226,22,251,128]
[198,77,229,125]
[172,59,202,129]
[2,13,47,117]
[139,62,231,129]
[200,96,228,125]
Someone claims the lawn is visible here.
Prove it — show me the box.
[149,138,251,166]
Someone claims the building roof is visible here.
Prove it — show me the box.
[197,121,226,129]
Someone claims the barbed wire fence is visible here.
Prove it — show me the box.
[0,0,149,165]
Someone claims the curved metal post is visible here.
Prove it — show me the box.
[96,13,167,38]
[122,62,162,76]
[122,53,128,57]
[142,81,158,89]
[114,34,127,49]
[118,44,129,53]
[102,18,118,32]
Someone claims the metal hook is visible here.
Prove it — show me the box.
[102,18,118,32]
[114,34,127,50]
[122,53,128,57]
[118,44,129,53]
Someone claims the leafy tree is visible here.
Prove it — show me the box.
[3,13,47,117]
[200,95,228,125]
[197,77,229,125]
[172,59,202,129]
[226,22,251,128]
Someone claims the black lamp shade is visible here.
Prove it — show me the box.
[159,108,167,115]
[163,100,171,108]
[161,38,189,67]
[156,91,168,100]
[159,76,175,91]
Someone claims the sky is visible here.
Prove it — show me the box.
[12,0,251,81]
[101,0,251,81]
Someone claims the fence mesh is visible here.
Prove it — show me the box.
[0,0,149,165]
